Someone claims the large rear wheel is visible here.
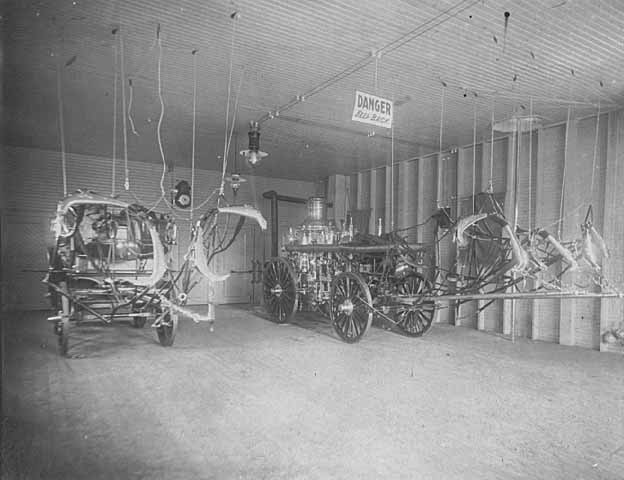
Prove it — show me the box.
[330,272,372,343]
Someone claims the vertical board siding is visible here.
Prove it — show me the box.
[348,109,622,351]
[600,111,624,353]
[533,125,565,343]
[370,168,385,235]
[398,160,418,243]
[418,155,437,244]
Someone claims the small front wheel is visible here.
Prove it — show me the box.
[156,311,178,347]
[57,316,70,357]
[131,316,147,328]
[394,274,437,337]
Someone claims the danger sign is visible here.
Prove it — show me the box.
[351,91,393,128]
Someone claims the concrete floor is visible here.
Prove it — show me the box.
[2,306,624,480]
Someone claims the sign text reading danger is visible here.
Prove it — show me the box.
[351,91,393,128]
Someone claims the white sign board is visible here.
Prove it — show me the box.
[351,90,393,129]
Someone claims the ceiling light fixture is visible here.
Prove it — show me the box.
[240,121,268,166]
[225,172,247,197]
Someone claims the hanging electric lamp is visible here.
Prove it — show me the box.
[240,121,267,166]
[226,133,248,198]
[225,172,247,198]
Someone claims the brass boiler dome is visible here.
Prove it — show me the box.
[302,196,328,229]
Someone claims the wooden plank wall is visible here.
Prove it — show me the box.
[348,109,624,352]
[1,145,316,309]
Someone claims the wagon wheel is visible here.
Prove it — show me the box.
[457,216,513,293]
[394,274,437,337]
[132,316,147,328]
[263,257,298,323]
[520,230,571,290]
[330,272,373,343]
[56,316,70,357]
[131,303,147,328]
[156,310,178,347]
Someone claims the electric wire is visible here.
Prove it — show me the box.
[438,85,446,207]
[190,49,197,221]
[56,60,68,197]
[111,43,118,197]
[390,108,395,231]
[120,31,130,191]
[590,98,601,199]
[220,15,238,198]
[489,97,495,192]
[128,79,139,136]
[221,71,245,199]
[558,104,572,239]
[472,96,477,213]
[156,29,168,201]
[528,97,534,230]
[256,0,480,124]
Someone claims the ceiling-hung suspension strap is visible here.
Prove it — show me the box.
[128,79,139,136]
[111,41,118,197]
[220,13,239,199]
[56,59,68,196]
[590,98,601,200]
[489,97,495,193]
[190,49,198,221]
[438,83,446,207]
[558,104,572,240]
[119,30,130,191]
[528,97,534,230]
[472,96,477,214]
[390,103,395,231]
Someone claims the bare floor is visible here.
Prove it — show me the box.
[2,307,624,479]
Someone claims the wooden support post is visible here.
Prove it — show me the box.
[559,117,579,347]
[503,132,516,337]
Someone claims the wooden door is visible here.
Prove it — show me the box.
[1,213,53,310]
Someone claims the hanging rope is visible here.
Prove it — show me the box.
[128,78,139,136]
[527,97,534,230]
[390,106,395,231]
[111,43,118,197]
[590,98,601,200]
[220,71,244,200]
[56,60,68,197]
[438,85,446,206]
[512,116,522,231]
[190,49,198,222]
[156,26,168,201]
[119,31,130,191]
[472,96,477,213]
[558,104,572,239]
[488,97,495,192]
[219,14,239,198]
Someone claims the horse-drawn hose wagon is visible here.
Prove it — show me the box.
[45,190,266,356]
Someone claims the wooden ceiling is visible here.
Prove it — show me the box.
[4,0,624,181]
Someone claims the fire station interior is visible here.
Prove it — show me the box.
[2,1,624,478]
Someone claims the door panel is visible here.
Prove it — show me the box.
[2,214,53,310]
